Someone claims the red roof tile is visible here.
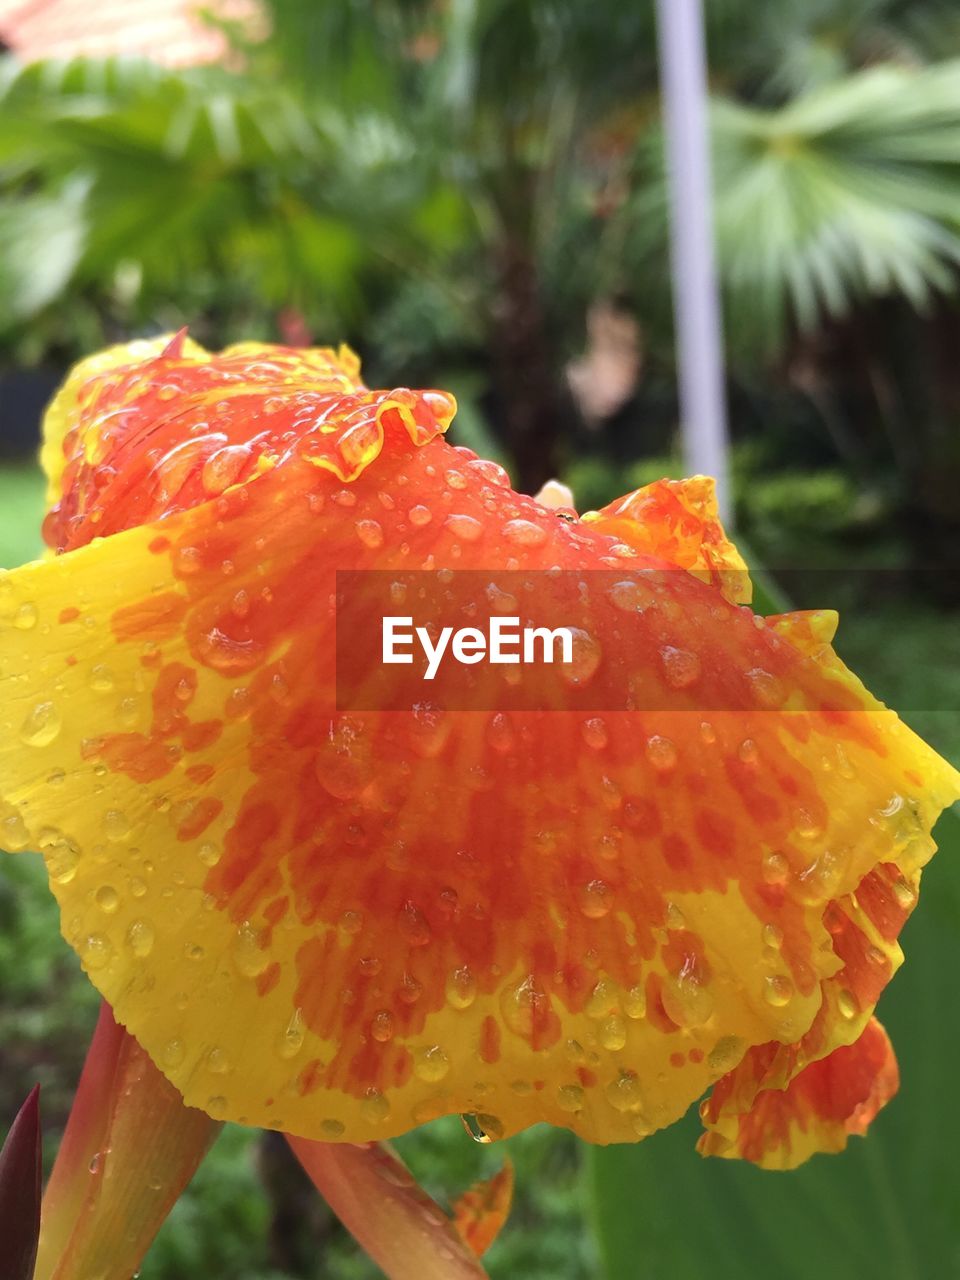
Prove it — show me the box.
[0,0,262,67]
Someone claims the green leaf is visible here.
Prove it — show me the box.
[588,808,960,1280]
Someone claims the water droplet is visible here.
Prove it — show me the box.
[198,841,221,867]
[82,933,113,971]
[356,519,384,549]
[560,629,602,686]
[794,808,823,840]
[606,1071,644,1113]
[666,902,685,929]
[446,966,477,1009]
[20,701,62,748]
[408,504,433,527]
[201,445,251,495]
[879,793,904,819]
[207,1048,230,1074]
[579,879,613,919]
[398,972,423,1005]
[623,984,646,1020]
[661,646,701,689]
[646,735,677,772]
[399,901,431,947]
[500,975,550,1039]
[600,1015,627,1052]
[414,1045,450,1083]
[104,810,132,842]
[89,664,115,693]
[582,717,608,750]
[795,849,843,903]
[461,1112,504,1142]
[762,851,789,885]
[206,1095,228,1119]
[699,720,717,744]
[762,923,784,950]
[708,1035,745,1073]
[276,1008,305,1060]
[13,602,38,630]
[486,713,515,754]
[444,513,483,542]
[662,972,714,1028]
[362,1089,390,1124]
[557,1084,585,1113]
[371,1010,394,1042]
[837,988,859,1020]
[0,813,30,852]
[129,877,148,900]
[89,1152,101,1174]
[746,668,784,707]
[738,739,759,766]
[45,834,79,885]
[232,921,269,977]
[339,909,363,935]
[893,877,916,910]
[408,705,451,759]
[763,975,793,1007]
[607,580,648,613]
[320,1118,345,1138]
[586,977,618,1019]
[125,919,155,958]
[503,518,548,548]
[163,1039,185,1068]
[95,885,120,914]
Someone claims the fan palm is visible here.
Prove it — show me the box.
[2,0,960,484]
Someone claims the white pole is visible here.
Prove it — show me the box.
[655,0,731,523]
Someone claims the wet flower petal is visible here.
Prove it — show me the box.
[1,338,957,1162]
[451,1159,514,1256]
[0,1085,41,1280]
[288,1137,489,1280]
[697,1016,899,1169]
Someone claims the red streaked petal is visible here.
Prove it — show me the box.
[288,1136,489,1280]
[698,1016,899,1169]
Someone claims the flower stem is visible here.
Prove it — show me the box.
[37,1001,220,1280]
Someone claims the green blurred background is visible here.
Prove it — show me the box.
[1,2,958,1276]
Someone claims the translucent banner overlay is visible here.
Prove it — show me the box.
[334,569,948,713]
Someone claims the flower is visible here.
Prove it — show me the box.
[1,335,957,1206]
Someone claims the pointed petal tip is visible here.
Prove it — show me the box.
[0,1085,42,1280]
[452,1157,515,1257]
[160,327,191,360]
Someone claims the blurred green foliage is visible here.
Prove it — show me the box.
[3,0,960,516]
[2,1,960,1276]
[589,809,960,1280]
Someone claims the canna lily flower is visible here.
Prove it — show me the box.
[1,334,959,1273]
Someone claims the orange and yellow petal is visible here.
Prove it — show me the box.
[452,1160,514,1257]
[1,341,957,1156]
[697,1016,899,1169]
